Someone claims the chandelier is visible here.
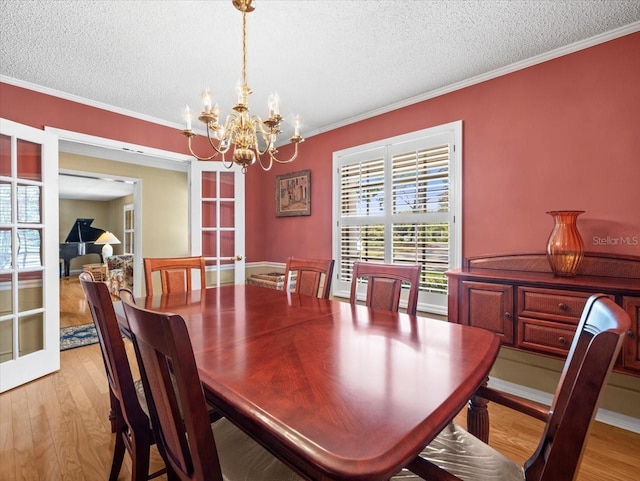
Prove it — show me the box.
[181,0,303,173]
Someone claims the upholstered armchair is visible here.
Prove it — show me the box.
[105,255,134,297]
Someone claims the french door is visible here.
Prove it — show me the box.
[0,118,59,392]
[190,161,245,286]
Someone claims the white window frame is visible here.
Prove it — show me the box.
[332,120,462,315]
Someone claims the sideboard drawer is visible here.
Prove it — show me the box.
[518,287,593,324]
[517,317,577,356]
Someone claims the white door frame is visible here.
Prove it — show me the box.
[46,127,191,297]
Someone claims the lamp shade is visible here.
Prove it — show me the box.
[95,231,121,260]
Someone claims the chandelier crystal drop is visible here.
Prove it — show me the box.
[181,0,303,173]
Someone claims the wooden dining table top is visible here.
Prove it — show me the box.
[120,284,500,481]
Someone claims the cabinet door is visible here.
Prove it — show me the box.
[622,296,640,372]
[461,281,514,344]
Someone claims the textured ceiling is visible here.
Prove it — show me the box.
[2,0,640,142]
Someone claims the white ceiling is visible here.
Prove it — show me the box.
[58,173,135,201]
[2,1,639,144]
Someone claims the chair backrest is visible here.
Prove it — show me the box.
[119,290,225,481]
[283,257,335,299]
[143,256,206,296]
[349,262,421,315]
[78,272,149,436]
[525,294,631,481]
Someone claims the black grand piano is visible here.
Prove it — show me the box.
[59,218,105,277]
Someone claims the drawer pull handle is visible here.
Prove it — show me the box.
[505,312,512,320]
[558,337,567,345]
[558,303,568,311]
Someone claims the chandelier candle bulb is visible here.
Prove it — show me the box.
[203,89,212,112]
[184,105,192,130]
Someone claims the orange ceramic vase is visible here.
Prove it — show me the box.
[546,210,585,277]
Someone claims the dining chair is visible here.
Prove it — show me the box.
[393,294,631,481]
[283,256,335,299]
[143,256,206,296]
[79,272,163,481]
[349,261,421,315]
[119,292,304,481]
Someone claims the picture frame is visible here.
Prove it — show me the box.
[275,169,311,217]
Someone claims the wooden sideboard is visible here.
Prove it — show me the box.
[446,253,640,377]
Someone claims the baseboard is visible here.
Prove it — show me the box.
[245,261,286,271]
[488,377,640,434]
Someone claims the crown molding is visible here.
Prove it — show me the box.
[3,21,639,140]
[304,21,640,139]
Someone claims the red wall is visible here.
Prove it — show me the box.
[2,32,639,264]
[246,32,640,263]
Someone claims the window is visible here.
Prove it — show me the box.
[123,203,134,254]
[332,121,462,314]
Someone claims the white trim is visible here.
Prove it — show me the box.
[488,377,640,434]
[245,261,286,271]
[45,127,191,172]
[1,75,183,130]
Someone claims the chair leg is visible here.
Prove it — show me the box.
[108,429,127,481]
[130,437,151,481]
[108,388,118,433]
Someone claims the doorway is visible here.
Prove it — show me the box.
[48,126,190,337]
[58,172,137,329]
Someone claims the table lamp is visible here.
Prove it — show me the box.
[95,231,121,260]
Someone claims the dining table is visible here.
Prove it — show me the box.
[116,284,500,481]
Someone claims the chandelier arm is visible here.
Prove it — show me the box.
[251,116,278,154]
[221,153,235,170]
[185,134,220,161]
[204,123,234,155]
[270,142,300,164]
[255,151,274,171]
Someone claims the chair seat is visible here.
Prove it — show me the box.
[134,379,149,416]
[392,423,524,481]
[212,418,302,480]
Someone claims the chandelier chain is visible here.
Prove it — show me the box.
[242,10,247,87]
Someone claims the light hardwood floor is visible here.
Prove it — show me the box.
[1,277,638,480]
[59,275,94,328]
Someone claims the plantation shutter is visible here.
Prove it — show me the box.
[390,142,450,295]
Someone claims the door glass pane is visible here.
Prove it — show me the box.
[202,231,217,258]
[0,134,10,177]
[220,201,234,228]
[0,320,13,363]
[202,172,217,198]
[0,273,11,315]
[18,270,43,312]
[17,228,42,268]
[17,184,41,223]
[220,172,234,198]
[0,181,11,223]
[17,139,42,181]
[0,228,11,269]
[220,231,234,264]
[19,313,43,356]
[202,201,217,228]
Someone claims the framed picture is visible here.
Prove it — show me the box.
[275,169,311,217]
